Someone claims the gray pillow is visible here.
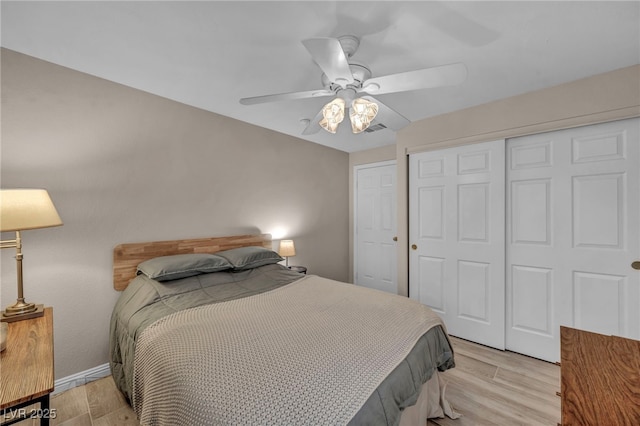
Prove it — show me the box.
[216,246,283,271]
[137,253,233,281]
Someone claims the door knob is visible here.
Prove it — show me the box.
[393,236,398,242]
[632,261,640,270]
[411,244,417,250]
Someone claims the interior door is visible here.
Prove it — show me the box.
[409,140,505,349]
[506,118,640,362]
[354,161,397,294]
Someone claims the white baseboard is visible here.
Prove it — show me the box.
[54,363,111,395]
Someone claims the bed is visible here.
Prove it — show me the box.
[109,234,459,425]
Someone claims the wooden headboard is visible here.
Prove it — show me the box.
[113,234,272,291]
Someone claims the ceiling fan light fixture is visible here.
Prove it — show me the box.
[350,98,378,133]
[320,98,345,133]
[240,36,467,138]
[319,117,338,133]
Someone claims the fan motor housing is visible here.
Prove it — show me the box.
[322,63,371,92]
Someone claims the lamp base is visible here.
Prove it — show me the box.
[1,304,44,323]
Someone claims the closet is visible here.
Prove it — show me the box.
[409,118,640,362]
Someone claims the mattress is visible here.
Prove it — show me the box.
[109,263,455,425]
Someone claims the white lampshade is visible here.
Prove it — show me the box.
[278,240,296,257]
[1,189,63,232]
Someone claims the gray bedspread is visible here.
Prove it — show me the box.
[109,264,455,425]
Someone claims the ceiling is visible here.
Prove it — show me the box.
[2,1,639,153]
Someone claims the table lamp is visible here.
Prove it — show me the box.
[278,240,296,267]
[1,189,63,322]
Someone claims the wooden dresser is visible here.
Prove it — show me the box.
[560,326,640,425]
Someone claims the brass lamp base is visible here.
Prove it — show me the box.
[1,304,44,323]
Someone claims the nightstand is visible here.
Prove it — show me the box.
[288,266,307,274]
[1,307,55,425]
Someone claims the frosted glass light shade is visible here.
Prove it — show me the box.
[278,240,296,257]
[350,98,378,133]
[319,98,345,134]
[0,189,63,232]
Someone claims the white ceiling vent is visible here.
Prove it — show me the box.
[363,123,388,133]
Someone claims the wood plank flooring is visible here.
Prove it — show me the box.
[429,337,561,426]
[7,336,560,425]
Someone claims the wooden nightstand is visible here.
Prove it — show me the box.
[288,266,307,274]
[1,307,55,425]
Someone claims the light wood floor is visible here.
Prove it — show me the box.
[428,337,561,426]
[11,336,560,425]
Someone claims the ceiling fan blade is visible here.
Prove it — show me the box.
[360,96,410,131]
[240,89,333,106]
[302,38,354,85]
[360,63,467,96]
[302,108,325,135]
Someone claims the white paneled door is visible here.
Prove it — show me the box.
[506,118,640,362]
[354,161,397,294]
[408,119,640,362]
[409,140,506,350]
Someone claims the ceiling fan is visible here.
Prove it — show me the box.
[239,35,468,135]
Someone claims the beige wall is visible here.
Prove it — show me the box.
[1,49,349,379]
[350,65,640,296]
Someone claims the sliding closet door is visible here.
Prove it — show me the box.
[506,118,640,362]
[409,140,505,349]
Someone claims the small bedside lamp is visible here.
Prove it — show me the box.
[278,239,296,267]
[1,189,63,322]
